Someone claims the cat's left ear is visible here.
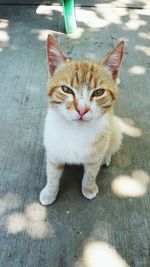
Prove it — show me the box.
[100,41,124,81]
[47,35,69,76]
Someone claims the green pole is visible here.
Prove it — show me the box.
[62,0,77,34]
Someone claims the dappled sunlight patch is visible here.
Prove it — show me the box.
[7,213,26,234]
[114,116,142,137]
[32,28,84,42]
[0,193,22,216]
[0,19,9,29]
[36,5,53,16]
[135,45,150,56]
[128,65,146,75]
[0,21,10,51]
[96,7,127,26]
[111,170,150,198]
[7,202,54,239]
[104,0,148,8]
[36,5,63,22]
[76,8,109,28]
[78,241,129,267]
[114,0,131,7]
[36,5,63,15]
[0,30,10,43]
[25,202,47,221]
[124,12,146,30]
[76,7,127,29]
[66,27,84,39]
[139,32,150,41]
[136,7,150,16]
[143,1,150,8]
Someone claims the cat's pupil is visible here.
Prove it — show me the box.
[92,89,105,97]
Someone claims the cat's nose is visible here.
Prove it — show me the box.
[76,107,90,118]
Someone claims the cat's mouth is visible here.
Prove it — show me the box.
[73,117,91,123]
[79,117,84,121]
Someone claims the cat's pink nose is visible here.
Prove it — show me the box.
[76,107,90,118]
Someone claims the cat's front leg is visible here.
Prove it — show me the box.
[82,161,101,200]
[40,161,64,205]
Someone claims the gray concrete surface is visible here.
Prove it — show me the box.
[0,2,150,267]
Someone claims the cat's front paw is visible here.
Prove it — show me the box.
[39,186,57,206]
[82,184,99,200]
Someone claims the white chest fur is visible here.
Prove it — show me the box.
[44,108,109,164]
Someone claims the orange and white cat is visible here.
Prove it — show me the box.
[40,35,124,205]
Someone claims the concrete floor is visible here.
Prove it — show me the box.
[0,1,150,267]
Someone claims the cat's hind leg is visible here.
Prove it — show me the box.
[102,117,122,167]
[40,161,64,205]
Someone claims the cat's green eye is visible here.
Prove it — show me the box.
[92,88,105,97]
[61,85,74,95]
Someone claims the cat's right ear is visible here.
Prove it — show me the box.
[100,41,124,81]
[47,35,68,76]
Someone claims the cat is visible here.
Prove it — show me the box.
[39,35,124,205]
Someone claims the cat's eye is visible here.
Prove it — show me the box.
[61,85,74,95]
[92,88,105,97]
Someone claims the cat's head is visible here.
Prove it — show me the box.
[47,35,124,123]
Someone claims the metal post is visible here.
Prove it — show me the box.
[62,0,77,34]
